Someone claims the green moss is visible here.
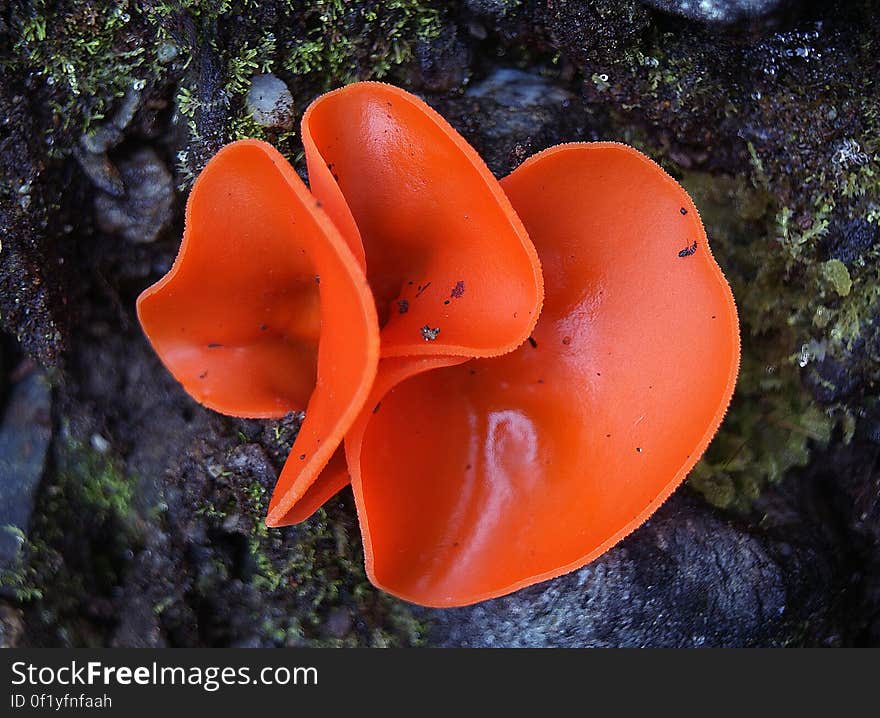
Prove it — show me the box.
[678,153,880,509]
[279,0,441,83]
[71,450,136,521]
[226,0,442,155]
[8,1,168,143]
[7,1,443,173]
[28,437,139,550]
[0,526,46,602]
[687,356,834,510]
[157,0,446,183]
[0,438,143,645]
[822,260,852,298]
[238,480,426,647]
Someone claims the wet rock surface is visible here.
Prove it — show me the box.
[0,0,877,646]
[430,68,582,176]
[641,0,788,23]
[0,366,52,573]
[425,487,849,647]
[94,148,174,244]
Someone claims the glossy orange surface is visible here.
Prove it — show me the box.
[345,144,740,607]
[269,82,545,525]
[273,356,470,526]
[137,140,379,525]
[302,82,544,358]
[272,446,351,526]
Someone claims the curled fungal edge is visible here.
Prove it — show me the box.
[137,82,739,608]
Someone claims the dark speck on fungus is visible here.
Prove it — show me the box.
[451,280,466,298]
[678,241,698,258]
[420,325,441,341]
[398,299,409,314]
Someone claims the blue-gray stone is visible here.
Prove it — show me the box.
[0,370,52,572]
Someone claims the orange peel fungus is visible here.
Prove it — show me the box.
[345,143,740,606]
[137,82,739,608]
[137,139,380,531]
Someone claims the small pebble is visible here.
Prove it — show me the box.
[246,74,295,129]
[90,434,111,454]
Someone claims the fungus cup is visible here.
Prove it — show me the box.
[344,143,740,606]
[137,83,740,608]
[300,82,544,357]
[136,140,380,522]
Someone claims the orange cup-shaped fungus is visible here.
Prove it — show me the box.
[344,143,740,607]
[301,82,544,358]
[138,84,545,530]
[267,83,544,525]
[137,81,740,608]
[137,140,379,520]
